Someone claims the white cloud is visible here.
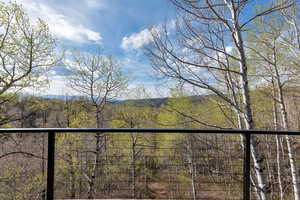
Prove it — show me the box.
[121,20,176,50]
[123,82,170,99]
[225,46,233,53]
[46,76,70,95]
[11,0,102,43]
[121,28,156,50]
[63,58,76,71]
[21,76,62,96]
[23,73,169,99]
[167,19,176,30]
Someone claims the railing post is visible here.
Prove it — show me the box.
[244,132,251,200]
[47,131,56,200]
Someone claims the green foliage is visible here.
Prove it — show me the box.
[0,1,57,96]
[56,133,83,197]
[111,103,156,128]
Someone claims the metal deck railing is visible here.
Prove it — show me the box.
[0,128,299,200]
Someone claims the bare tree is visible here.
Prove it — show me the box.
[280,1,300,51]
[247,12,300,199]
[66,48,127,198]
[146,0,294,199]
[67,49,127,128]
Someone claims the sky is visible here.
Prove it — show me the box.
[2,0,280,99]
[7,0,177,98]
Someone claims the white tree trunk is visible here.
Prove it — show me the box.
[286,135,300,200]
[187,137,197,200]
[271,78,285,199]
[131,134,137,199]
[224,1,269,198]
[276,135,284,200]
[236,28,269,200]
[249,139,268,200]
[87,133,104,199]
[275,69,300,200]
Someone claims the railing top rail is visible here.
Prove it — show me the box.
[0,128,299,135]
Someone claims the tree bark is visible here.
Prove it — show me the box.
[275,65,300,200]
[187,136,197,200]
[272,79,284,200]
[87,133,103,199]
[227,2,269,198]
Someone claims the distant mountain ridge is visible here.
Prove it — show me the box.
[119,95,207,107]
[26,94,120,102]
[41,94,87,100]
[28,94,207,106]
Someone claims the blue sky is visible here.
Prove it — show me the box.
[9,0,176,98]
[5,0,281,98]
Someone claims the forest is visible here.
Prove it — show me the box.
[1,0,300,199]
